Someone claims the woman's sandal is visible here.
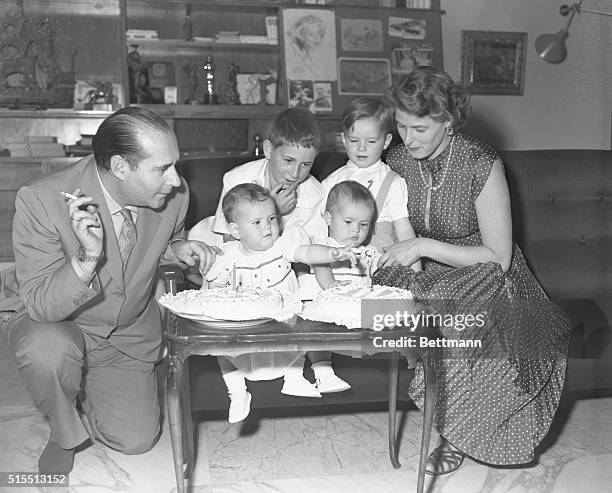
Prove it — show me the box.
[425,439,465,476]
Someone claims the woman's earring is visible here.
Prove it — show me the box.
[446,125,454,136]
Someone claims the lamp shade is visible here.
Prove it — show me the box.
[535,30,569,63]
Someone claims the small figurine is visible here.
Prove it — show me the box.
[201,55,218,104]
[227,62,240,105]
[183,3,193,41]
[127,45,149,103]
[183,60,200,104]
[252,133,264,158]
[258,69,278,105]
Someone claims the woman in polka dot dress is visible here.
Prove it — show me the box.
[372,67,570,474]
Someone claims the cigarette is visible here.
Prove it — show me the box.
[60,191,79,200]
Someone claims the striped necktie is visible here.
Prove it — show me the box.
[118,208,137,267]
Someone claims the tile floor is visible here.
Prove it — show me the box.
[1,330,611,493]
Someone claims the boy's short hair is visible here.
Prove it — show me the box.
[341,97,395,135]
[222,183,273,223]
[325,180,377,218]
[268,107,321,151]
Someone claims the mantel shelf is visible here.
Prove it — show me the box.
[0,105,285,120]
[0,109,113,119]
[133,104,284,119]
[131,39,278,58]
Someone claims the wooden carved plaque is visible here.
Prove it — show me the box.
[0,8,75,108]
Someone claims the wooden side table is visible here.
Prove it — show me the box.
[164,304,440,493]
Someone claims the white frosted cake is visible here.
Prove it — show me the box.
[301,282,413,329]
[159,287,291,321]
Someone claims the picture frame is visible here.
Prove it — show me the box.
[236,73,276,105]
[283,8,337,81]
[338,57,391,95]
[313,81,333,112]
[287,79,315,113]
[460,30,527,95]
[340,18,383,52]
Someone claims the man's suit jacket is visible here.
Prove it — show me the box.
[12,156,188,362]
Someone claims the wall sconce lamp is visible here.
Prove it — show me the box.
[535,1,612,63]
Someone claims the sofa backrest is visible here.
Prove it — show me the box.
[500,150,611,299]
[177,149,611,300]
[176,152,348,230]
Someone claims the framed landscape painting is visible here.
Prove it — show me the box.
[461,30,527,95]
[338,57,390,95]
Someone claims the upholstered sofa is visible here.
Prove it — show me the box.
[175,148,611,415]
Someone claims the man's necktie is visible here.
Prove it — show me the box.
[118,208,137,267]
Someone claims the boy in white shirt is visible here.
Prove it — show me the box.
[323,97,421,270]
[210,107,327,242]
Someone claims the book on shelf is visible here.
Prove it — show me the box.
[9,148,66,157]
[126,29,159,41]
[4,142,64,152]
[7,135,57,144]
[78,135,94,146]
[65,145,93,157]
[239,35,270,45]
[215,31,241,44]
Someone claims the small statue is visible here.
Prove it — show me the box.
[127,45,149,103]
[183,3,193,41]
[227,62,240,105]
[259,69,278,105]
[201,55,218,104]
[183,60,200,104]
[252,133,265,158]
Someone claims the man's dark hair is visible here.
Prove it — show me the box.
[222,183,274,224]
[92,106,174,171]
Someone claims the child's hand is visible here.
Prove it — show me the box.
[325,279,351,290]
[271,182,298,215]
[331,246,358,266]
[353,246,382,277]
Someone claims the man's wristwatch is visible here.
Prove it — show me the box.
[76,246,104,262]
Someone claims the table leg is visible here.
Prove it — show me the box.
[417,352,437,493]
[167,354,186,493]
[182,358,195,479]
[388,352,401,469]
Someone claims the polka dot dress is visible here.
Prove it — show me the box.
[372,133,571,465]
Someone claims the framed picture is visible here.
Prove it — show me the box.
[338,57,390,95]
[313,82,332,112]
[287,79,315,113]
[236,73,276,105]
[283,8,337,81]
[340,18,383,51]
[388,16,426,40]
[461,31,527,95]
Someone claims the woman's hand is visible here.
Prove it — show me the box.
[378,238,426,269]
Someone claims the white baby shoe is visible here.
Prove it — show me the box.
[315,374,352,393]
[228,390,252,423]
[281,375,322,398]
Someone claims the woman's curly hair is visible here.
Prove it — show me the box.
[387,67,471,132]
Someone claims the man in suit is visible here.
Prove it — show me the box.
[3,107,217,474]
